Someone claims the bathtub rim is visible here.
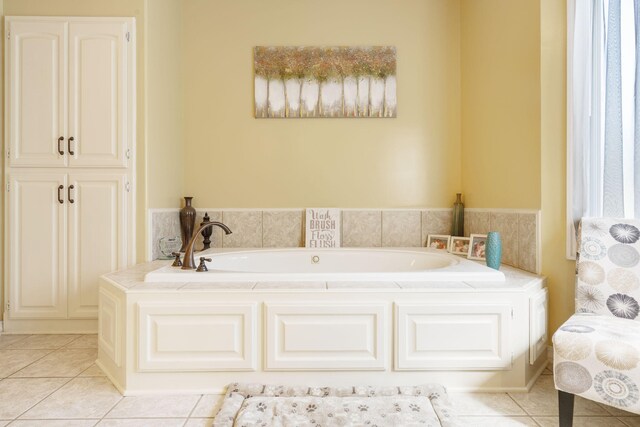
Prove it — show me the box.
[143,247,506,283]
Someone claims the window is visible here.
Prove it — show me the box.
[567,0,640,259]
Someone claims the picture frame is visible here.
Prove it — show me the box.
[468,234,488,260]
[427,234,451,250]
[448,236,471,256]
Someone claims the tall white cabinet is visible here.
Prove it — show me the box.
[4,17,136,332]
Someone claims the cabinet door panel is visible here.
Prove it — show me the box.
[68,173,127,318]
[396,302,512,370]
[529,288,548,364]
[8,21,67,167]
[8,173,67,318]
[68,22,128,168]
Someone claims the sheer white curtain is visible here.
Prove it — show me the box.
[568,0,640,258]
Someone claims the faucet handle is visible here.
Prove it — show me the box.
[196,257,212,272]
[171,252,182,267]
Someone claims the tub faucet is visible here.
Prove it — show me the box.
[181,221,232,270]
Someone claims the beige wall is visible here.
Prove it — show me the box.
[146,0,184,209]
[0,0,3,322]
[461,0,542,209]
[459,0,574,333]
[182,0,462,208]
[540,0,575,335]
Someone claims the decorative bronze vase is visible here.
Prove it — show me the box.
[451,193,464,237]
[179,196,196,252]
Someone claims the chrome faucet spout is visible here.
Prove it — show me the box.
[181,221,232,270]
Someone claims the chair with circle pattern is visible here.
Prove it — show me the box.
[553,217,640,426]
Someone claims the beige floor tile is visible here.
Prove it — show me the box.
[7,335,80,350]
[508,375,609,416]
[9,421,98,427]
[457,416,539,426]
[65,335,98,349]
[0,350,51,378]
[20,377,122,419]
[105,395,200,418]
[12,348,97,378]
[534,416,627,427]
[0,378,68,419]
[619,417,640,426]
[78,364,106,377]
[96,420,185,427]
[185,419,213,427]
[448,392,526,416]
[0,421,8,427]
[0,335,31,349]
[190,394,224,418]
[599,403,640,417]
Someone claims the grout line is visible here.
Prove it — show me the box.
[185,394,204,421]
[98,390,125,423]
[10,376,75,421]
[420,210,424,246]
[3,348,58,378]
[0,335,31,349]
[377,210,382,247]
[504,392,528,415]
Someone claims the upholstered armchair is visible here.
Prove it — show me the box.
[553,217,640,426]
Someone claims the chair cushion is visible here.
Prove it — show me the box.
[577,218,640,319]
[553,312,640,413]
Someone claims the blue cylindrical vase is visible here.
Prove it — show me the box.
[486,231,502,270]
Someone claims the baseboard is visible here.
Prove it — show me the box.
[2,318,97,334]
[95,360,126,395]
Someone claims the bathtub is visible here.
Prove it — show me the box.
[144,247,505,282]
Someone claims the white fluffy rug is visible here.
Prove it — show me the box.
[213,383,459,427]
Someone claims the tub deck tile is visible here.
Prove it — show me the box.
[396,281,472,289]
[327,281,400,289]
[254,281,326,290]
[181,282,256,290]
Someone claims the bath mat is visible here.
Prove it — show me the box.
[213,383,459,427]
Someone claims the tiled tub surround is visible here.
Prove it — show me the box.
[98,260,548,396]
[149,208,540,273]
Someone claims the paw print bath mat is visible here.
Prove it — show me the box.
[212,383,459,427]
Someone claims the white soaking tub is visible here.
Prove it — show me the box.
[144,247,505,282]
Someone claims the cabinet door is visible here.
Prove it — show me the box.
[68,21,129,168]
[8,173,67,318]
[395,302,513,370]
[67,173,127,318]
[7,20,67,167]
[529,288,549,364]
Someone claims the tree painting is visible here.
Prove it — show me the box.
[254,46,397,118]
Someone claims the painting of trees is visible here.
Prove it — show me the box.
[254,46,397,118]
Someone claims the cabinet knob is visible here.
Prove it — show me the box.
[57,137,64,155]
[68,137,75,155]
[57,185,64,204]
[68,185,75,203]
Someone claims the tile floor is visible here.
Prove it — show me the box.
[0,334,638,426]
